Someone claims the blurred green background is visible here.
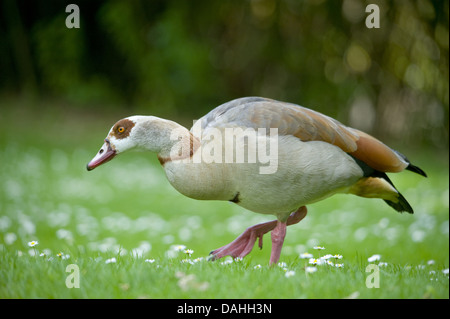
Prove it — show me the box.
[1,0,448,151]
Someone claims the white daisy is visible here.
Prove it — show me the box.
[55,252,70,259]
[305,267,317,273]
[368,254,381,262]
[220,259,233,265]
[299,252,313,259]
[184,249,194,256]
[28,241,39,247]
[309,258,323,265]
[5,233,17,245]
[172,244,187,252]
[181,259,194,265]
[285,270,295,278]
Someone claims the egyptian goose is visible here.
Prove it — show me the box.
[87,97,426,265]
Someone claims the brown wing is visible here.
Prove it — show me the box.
[349,130,408,172]
[193,97,409,173]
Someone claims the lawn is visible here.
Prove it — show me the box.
[0,103,448,299]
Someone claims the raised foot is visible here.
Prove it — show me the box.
[209,220,277,260]
[209,206,307,262]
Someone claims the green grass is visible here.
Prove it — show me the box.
[0,103,448,298]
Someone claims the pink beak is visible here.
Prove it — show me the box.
[87,139,116,171]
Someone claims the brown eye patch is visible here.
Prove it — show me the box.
[112,119,135,139]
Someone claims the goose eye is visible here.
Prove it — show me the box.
[118,127,125,133]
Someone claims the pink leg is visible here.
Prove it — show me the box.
[209,206,307,261]
[209,219,276,260]
[270,220,287,265]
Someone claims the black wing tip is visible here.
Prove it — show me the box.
[384,200,414,214]
[406,164,427,178]
[384,192,414,214]
[393,150,427,178]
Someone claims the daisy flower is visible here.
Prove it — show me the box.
[144,259,155,263]
[254,264,262,269]
[299,252,313,259]
[309,258,323,265]
[181,259,194,265]
[278,262,287,268]
[305,267,317,273]
[184,249,194,256]
[220,259,233,265]
[172,244,187,252]
[39,249,51,258]
[28,241,39,247]
[4,233,17,245]
[105,257,117,264]
[333,254,343,260]
[335,263,344,268]
[368,254,381,262]
[28,249,38,257]
[285,270,295,278]
[56,252,70,259]
[313,246,325,250]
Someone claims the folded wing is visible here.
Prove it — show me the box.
[192,97,409,173]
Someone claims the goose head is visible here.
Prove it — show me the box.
[86,116,185,171]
